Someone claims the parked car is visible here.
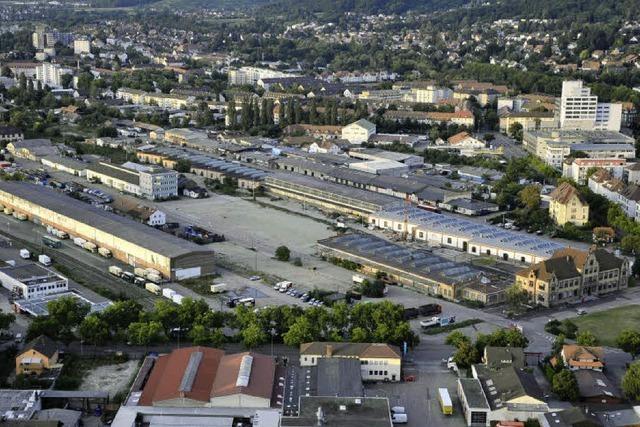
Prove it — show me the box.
[577,308,587,316]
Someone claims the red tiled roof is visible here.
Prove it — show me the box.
[211,352,276,399]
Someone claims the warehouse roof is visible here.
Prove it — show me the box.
[374,206,567,258]
[316,358,363,397]
[317,233,484,286]
[0,182,206,258]
[300,341,401,359]
[458,378,490,410]
[87,162,140,186]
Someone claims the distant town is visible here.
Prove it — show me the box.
[0,1,639,427]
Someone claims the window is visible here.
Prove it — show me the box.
[447,237,452,244]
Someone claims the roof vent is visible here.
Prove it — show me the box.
[236,355,254,387]
[178,351,203,393]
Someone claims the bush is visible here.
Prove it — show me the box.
[275,246,290,262]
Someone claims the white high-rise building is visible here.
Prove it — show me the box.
[558,80,622,131]
[35,63,71,89]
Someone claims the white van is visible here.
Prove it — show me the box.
[391,413,408,424]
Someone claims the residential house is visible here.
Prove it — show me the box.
[15,335,60,375]
[548,182,589,226]
[560,345,605,372]
[341,119,377,144]
[589,169,640,222]
[0,126,24,144]
[562,158,626,185]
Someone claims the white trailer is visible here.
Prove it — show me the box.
[172,293,184,305]
[38,254,52,266]
[73,237,86,247]
[210,283,228,294]
[146,273,161,284]
[352,274,366,285]
[162,288,176,299]
[19,249,30,259]
[82,242,97,253]
[108,266,123,277]
[98,247,112,258]
[145,282,161,295]
[134,267,148,278]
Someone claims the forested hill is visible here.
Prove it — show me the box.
[258,0,477,16]
[258,0,639,22]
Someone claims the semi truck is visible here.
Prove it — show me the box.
[38,254,52,266]
[438,388,453,415]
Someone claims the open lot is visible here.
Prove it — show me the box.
[571,304,640,346]
[79,359,140,399]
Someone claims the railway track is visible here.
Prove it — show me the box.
[0,229,157,309]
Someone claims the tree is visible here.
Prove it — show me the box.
[359,279,386,298]
[552,369,579,401]
[0,310,15,331]
[175,159,192,173]
[617,330,640,359]
[445,331,470,348]
[241,322,267,349]
[508,122,523,142]
[561,319,578,339]
[283,316,316,346]
[453,340,480,369]
[623,362,640,400]
[275,245,291,262]
[127,321,166,346]
[576,330,598,346]
[505,284,529,309]
[188,324,212,346]
[518,185,541,210]
[101,300,141,333]
[78,314,110,345]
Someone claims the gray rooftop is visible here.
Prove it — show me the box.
[0,181,207,258]
[0,264,63,285]
[316,358,364,398]
[14,291,112,317]
[458,378,490,410]
[375,206,567,258]
[281,396,391,427]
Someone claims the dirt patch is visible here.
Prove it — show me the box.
[79,360,139,398]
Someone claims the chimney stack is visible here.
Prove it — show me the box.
[325,344,333,357]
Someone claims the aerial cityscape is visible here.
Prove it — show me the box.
[0,0,639,426]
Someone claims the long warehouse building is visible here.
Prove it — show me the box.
[264,172,399,217]
[0,181,215,280]
[369,206,568,264]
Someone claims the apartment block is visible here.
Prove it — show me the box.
[548,182,589,226]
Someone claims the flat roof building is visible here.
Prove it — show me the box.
[0,182,214,280]
[0,263,68,300]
